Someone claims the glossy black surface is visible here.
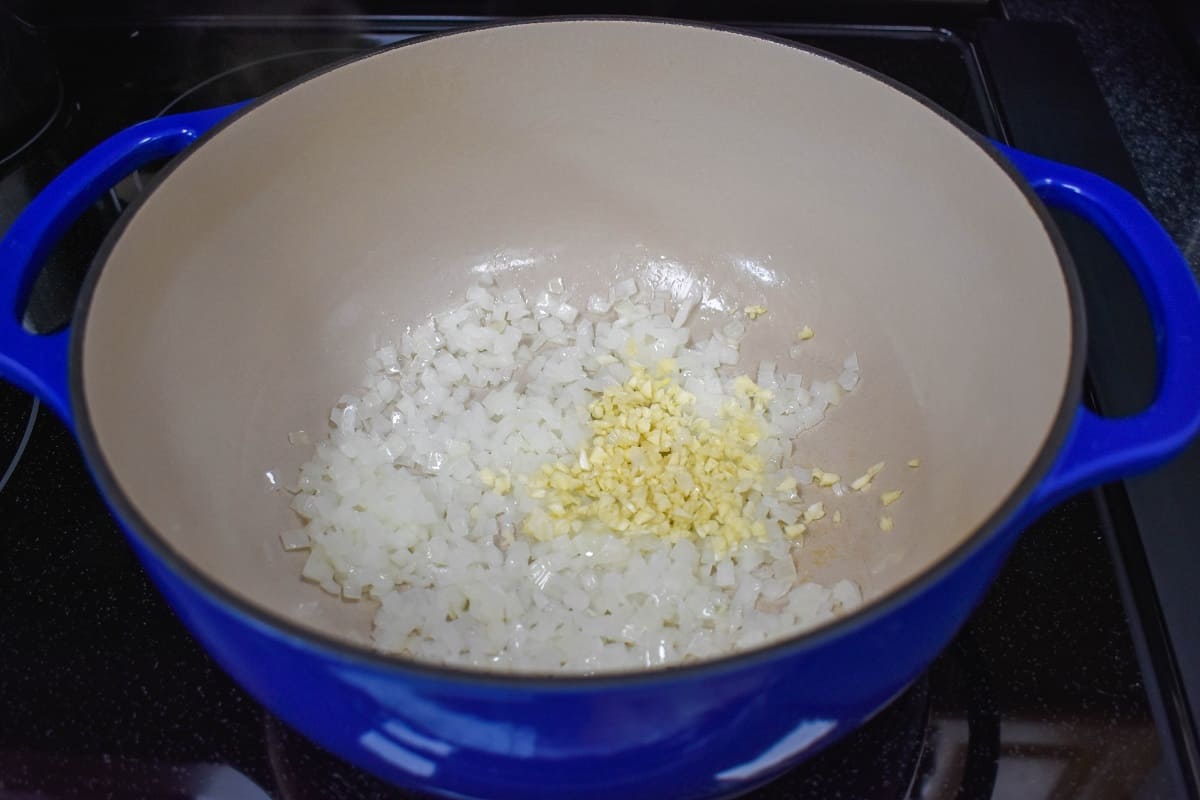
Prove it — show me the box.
[0,16,1181,799]
[0,15,60,165]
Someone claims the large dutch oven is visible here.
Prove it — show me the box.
[2,19,1199,800]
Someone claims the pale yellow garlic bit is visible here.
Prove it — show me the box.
[481,467,513,495]
[797,325,815,341]
[851,461,886,492]
[832,510,842,524]
[880,515,894,532]
[803,501,826,523]
[817,471,840,488]
[744,305,768,320]
[881,489,903,507]
[908,458,921,468]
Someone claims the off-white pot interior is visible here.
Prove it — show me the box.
[80,20,1073,652]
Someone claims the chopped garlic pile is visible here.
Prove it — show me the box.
[523,360,774,557]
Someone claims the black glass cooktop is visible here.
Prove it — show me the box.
[0,14,1191,800]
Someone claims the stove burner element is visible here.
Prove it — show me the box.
[127,48,361,198]
[0,13,62,167]
[266,713,430,800]
[0,384,36,499]
[158,48,360,118]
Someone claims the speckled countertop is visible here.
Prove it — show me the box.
[1008,0,1200,273]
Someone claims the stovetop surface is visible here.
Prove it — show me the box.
[0,15,1183,800]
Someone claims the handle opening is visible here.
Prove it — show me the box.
[1051,207,1158,419]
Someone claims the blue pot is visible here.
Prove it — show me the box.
[2,20,1198,800]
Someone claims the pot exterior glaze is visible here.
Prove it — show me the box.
[131,512,1019,799]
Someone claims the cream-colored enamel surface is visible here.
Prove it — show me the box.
[81,21,1073,652]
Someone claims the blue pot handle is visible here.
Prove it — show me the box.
[0,102,246,426]
[996,144,1200,512]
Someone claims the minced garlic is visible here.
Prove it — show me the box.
[478,467,512,495]
[850,461,886,491]
[519,360,774,557]
[816,470,841,488]
[744,305,768,320]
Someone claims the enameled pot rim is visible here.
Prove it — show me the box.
[68,16,1087,690]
